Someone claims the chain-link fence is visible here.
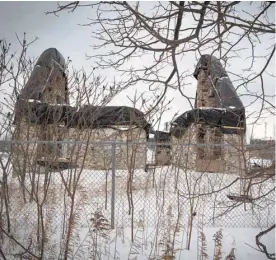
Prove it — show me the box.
[0,140,274,259]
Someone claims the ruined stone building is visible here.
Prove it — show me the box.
[12,49,247,175]
[171,55,247,174]
[12,48,150,175]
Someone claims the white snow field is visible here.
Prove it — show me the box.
[0,151,274,259]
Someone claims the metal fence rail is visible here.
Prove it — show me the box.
[0,140,274,259]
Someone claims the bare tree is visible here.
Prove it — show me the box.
[47,1,275,118]
[0,1,274,259]
[256,224,275,260]
[0,34,172,259]
[0,35,124,258]
[45,2,276,258]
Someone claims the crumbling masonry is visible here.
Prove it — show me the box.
[12,49,247,175]
[12,48,149,176]
[171,55,247,174]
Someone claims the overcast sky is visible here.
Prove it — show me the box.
[0,1,275,140]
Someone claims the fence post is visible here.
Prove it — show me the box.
[111,142,116,229]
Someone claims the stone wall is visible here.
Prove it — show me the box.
[12,121,147,174]
[12,121,39,177]
[171,124,247,174]
[171,124,197,169]
[20,65,68,105]
[223,133,248,174]
[66,127,147,170]
[13,58,69,175]
[155,145,171,166]
[12,120,68,175]
[196,69,218,108]
[170,64,247,174]
[42,68,67,104]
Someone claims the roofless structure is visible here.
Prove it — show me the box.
[12,48,150,175]
[12,49,248,175]
[171,54,247,174]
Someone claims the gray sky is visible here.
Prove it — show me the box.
[0,1,275,140]
[0,1,94,68]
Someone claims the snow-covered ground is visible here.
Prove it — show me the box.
[0,153,275,259]
[103,227,275,260]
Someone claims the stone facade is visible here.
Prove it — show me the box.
[171,124,197,169]
[155,145,171,166]
[12,120,147,174]
[171,67,247,174]
[12,120,69,175]
[196,70,218,108]
[224,133,248,174]
[13,48,148,174]
[171,126,247,174]
[12,121,40,176]
[154,131,172,166]
[66,127,147,170]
